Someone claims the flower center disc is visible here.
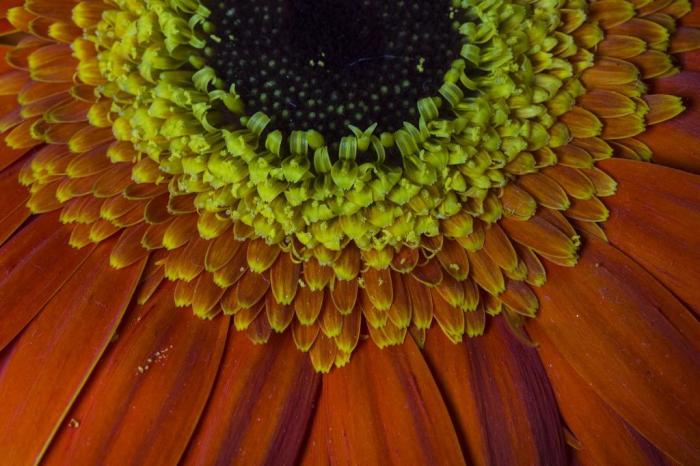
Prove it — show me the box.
[209,0,463,141]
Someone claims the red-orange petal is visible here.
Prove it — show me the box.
[423,321,567,466]
[0,241,144,465]
[181,332,320,466]
[43,283,228,466]
[639,71,700,173]
[536,330,677,466]
[528,238,700,464]
[302,338,465,464]
[600,158,700,312]
[0,213,92,350]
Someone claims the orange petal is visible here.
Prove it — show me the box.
[174,236,209,281]
[236,270,270,309]
[0,70,30,95]
[181,332,320,466]
[404,274,433,329]
[318,299,343,336]
[466,248,505,296]
[0,213,92,350]
[643,94,685,125]
[246,238,281,273]
[163,214,198,250]
[423,322,567,466]
[192,272,226,318]
[412,256,444,286]
[332,243,361,280]
[6,116,41,149]
[597,34,646,58]
[294,285,324,325]
[501,183,537,220]
[309,333,338,371]
[302,256,333,290]
[536,330,677,466]
[600,158,700,312]
[204,230,239,271]
[265,292,294,332]
[518,172,571,210]
[362,266,393,311]
[270,252,300,305]
[212,241,248,287]
[28,43,78,83]
[292,319,319,351]
[565,196,609,222]
[640,71,700,173]
[0,159,30,244]
[500,214,578,265]
[109,223,149,268]
[483,223,518,272]
[0,241,144,465]
[25,0,77,22]
[628,50,674,79]
[608,18,669,49]
[391,245,420,272]
[578,89,637,118]
[0,131,29,171]
[43,283,228,466]
[528,237,700,464]
[542,165,596,200]
[436,238,470,280]
[387,269,412,327]
[431,291,465,342]
[330,277,358,315]
[143,192,170,224]
[360,289,389,328]
[303,338,465,464]
[499,279,538,317]
[560,106,602,138]
[582,58,639,87]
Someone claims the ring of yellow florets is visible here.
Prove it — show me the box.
[89,0,587,254]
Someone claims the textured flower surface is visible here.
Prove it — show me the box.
[0,0,699,464]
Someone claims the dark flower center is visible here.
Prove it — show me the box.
[208,0,463,141]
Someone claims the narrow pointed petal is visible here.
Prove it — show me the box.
[43,283,229,466]
[362,266,393,311]
[0,241,145,465]
[270,252,300,305]
[528,238,700,465]
[307,338,466,464]
[404,274,433,329]
[181,332,320,466]
[294,286,324,325]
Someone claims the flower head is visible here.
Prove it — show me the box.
[0,0,699,463]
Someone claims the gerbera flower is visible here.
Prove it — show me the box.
[0,0,698,463]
